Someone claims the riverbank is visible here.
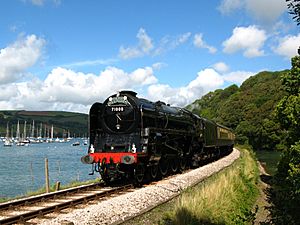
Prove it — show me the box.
[0,140,98,199]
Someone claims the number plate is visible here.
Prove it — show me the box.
[111,107,124,112]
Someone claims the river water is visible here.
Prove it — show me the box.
[0,139,98,199]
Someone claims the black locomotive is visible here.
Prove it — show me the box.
[81,90,235,183]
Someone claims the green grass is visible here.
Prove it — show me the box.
[0,178,101,203]
[161,147,260,225]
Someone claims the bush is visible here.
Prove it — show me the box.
[271,55,300,224]
[271,141,300,224]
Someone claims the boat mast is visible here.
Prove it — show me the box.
[23,121,27,140]
[16,120,20,141]
[51,125,54,139]
[31,120,35,138]
[6,122,9,139]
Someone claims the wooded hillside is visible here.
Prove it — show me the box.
[186,70,287,151]
[0,110,88,138]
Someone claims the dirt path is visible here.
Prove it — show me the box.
[254,162,272,224]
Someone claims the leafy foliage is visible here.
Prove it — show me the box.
[275,56,300,146]
[271,142,300,224]
[186,70,286,151]
[272,55,300,224]
[186,65,299,223]
[286,0,300,25]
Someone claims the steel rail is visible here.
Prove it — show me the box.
[0,182,103,211]
[0,184,133,225]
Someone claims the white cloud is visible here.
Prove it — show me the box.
[137,28,153,53]
[0,34,46,84]
[0,66,158,113]
[120,29,192,58]
[273,33,300,58]
[152,62,167,70]
[153,32,191,56]
[223,71,255,84]
[147,69,224,106]
[245,0,287,25]
[218,0,243,15]
[222,25,267,57]
[218,0,287,25]
[61,58,118,68]
[119,47,142,59]
[193,33,217,54]
[0,84,20,101]
[119,28,153,59]
[213,62,230,73]
[26,0,61,6]
[171,32,192,48]
[40,66,157,105]
[0,64,256,112]
[130,67,158,85]
[191,69,224,90]
[147,67,257,107]
[178,33,192,43]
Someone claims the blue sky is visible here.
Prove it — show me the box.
[0,0,299,113]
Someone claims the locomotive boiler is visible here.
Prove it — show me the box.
[81,90,235,184]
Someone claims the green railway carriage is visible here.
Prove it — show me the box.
[202,119,235,150]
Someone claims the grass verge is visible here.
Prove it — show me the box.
[0,178,101,203]
[123,147,260,225]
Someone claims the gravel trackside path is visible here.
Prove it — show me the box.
[36,148,240,225]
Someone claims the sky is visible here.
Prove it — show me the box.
[0,0,299,113]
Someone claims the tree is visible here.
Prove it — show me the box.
[275,56,300,145]
[272,55,300,224]
[286,0,300,25]
[272,141,300,224]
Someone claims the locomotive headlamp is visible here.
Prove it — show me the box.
[142,146,147,153]
[132,143,136,153]
[142,128,150,136]
[123,96,127,100]
[89,144,95,153]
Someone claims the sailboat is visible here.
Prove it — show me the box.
[16,121,29,146]
[4,139,12,147]
[16,120,24,146]
[66,130,72,142]
[36,122,43,143]
[4,122,12,147]
[46,125,54,143]
[29,120,38,143]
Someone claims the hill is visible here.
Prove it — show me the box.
[0,110,88,138]
[186,70,287,151]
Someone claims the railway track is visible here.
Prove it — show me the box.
[0,183,134,225]
[0,150,233,225]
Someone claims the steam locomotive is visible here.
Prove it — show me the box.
[81,91,235,184]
